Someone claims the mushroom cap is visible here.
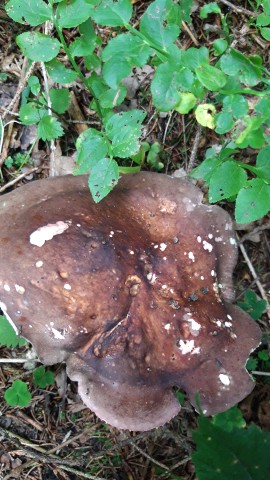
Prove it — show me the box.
[0,172,261,430]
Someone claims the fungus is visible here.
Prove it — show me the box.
[0,172,261,431]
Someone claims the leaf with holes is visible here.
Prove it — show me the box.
[75,128,109,174]
[92,0,132,26]
[235,178,270,223]
[5,0,51,26]
[34,366,54,388]
[16,32,60,62]
[209,161,247,202]
[89,158,119,202]
[140,0,179,51]
[4,380,32,407]
[105,110,146,158]
[37,116,64,141]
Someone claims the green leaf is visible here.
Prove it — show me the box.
[50,88,70,114]
[263,0,270,15]
[181,47,209,70]
[209,161,247,202]
[16,32,60,62]
[105,110,146,158]
[5,0,51,26]
[179,0,193,23]
[236,117,266,148]
[140,0,179,51]
[195,64,227,91]
[256,13,270,27]
[211,407,246,432]
[260,27,270,40]
[200,2,221,19]
[195,104,216,129]
[28,76,40,95]
[75,128,109,174]
[103,57,131,89]
[33,366,54,388]
[213,39,228,56]
[246,357,258,371]
[235,178,270,223]
[38,116,64,140]
[256,146,270,179]
[215,112,234,134]
[220,48,263,86]
[46,59,77,84]
[99,85,127,108]
[89,158,119,202]
[193,412,270,480]
[222,94,248,119]
[151,62,193,111]
[174,92,197,113]
[190,156,222,185]
[4,380,32,407]
[0,315,26,348]
[92,0,132,26]
[57,0,98,28]
[19,103,47,125]
[70,19,97,57]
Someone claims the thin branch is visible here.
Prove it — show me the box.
[218,0,258,17]
[0,167,40,193]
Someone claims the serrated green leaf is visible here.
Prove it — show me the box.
[70,19,97,57]
[209,161,247,202]
[4,380,32,407]
[195,104,216,129]
[215,111,234,134]
[193,413,270,480]
[181,47,209,70]
[57,0,98,28]
[28,75,40,95]
[75,128,109,174]
[0,315,26,348]
[16,32,60,62]
[5,0,51,26]
[140,0,179,51]
[92,0,132,26]
[33,366,54,388]
[89,158,119,202]
[151,62,193,111]
[105,110,145,157]
[190,157,222,185]
[235,178,270,223]
[19,103,47,125]
[200,2,221,19]
[46,59,77,84]
[99,85,126,108]
[38,116,64,140]
[50,89,70,114]
[220,48,263,86]
[195,64,227,91]
[256,146,270,179]
[211,407,246,432]
[238,290,266,320]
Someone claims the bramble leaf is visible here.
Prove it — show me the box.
[235,178,270,223]
[16,32,60,62]
[208,161,247,202]
[0,315,26,348]
[75,129,109,174]
[46,59,77,84]
[92,0,132,26]
[37,116,64,140]
[140,0,179,51]
[5,0,51,26]
[89,158,119,202]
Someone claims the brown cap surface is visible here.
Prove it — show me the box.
[0,172,261,430]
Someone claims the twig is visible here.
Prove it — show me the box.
[181,20,199,46]
[40,61,56,177]
[0,167,40,193]
[251,371,270,376]
[238,222,270,243]
[2,60,36,121]
[130,441,170,472]
[187,124,202,174]
[237,234,270,320]
[0,358,29,363]
[218,0,258,17]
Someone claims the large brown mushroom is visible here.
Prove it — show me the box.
[0,172,261,431]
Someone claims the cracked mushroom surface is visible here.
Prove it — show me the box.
[0,172,261,431]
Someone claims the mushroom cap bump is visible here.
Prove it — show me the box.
[0,172,261,431]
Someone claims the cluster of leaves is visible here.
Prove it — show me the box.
[3,0,270,220]
[0,315,54,407]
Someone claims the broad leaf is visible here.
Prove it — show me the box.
[57,0,98,28]
[140,0,179,51]
[209,161,247,202]
[181,47,209,70]
[89,158,119,202]
[200,2,221,18]
[256,146,270,180]
[0,315,26,348]
[215,112,234,134]
[222,94,248,119]
[237,290,267,320]
[75,128,109,174]
[151,62,193,111]
[196,64,227,91]
[235,178,270,223]
[5,0,51,26]
[19,103,47,125]
[33,366,54,388]
[105,110,146,157]
[99,85,127,108]
[92,0,132,26]
[46,59,77,84]
[70,20,98,57]
[191,156,222,185]
[16,32,60,62]
[50,89,70,114]
[220,48,263,86]
[37,116,64,140]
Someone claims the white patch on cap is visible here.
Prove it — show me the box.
[15,284,25,295]
[35,260,43,268]
[51,328,65,340]
[164,323,171,331]
[178,339,195,355]
[30,221,69,247]
[229,237,236,245]
[197,236,202,243]
[188,318,201,331]
[3,284,10,292]
[208,233,213,239]
[188,252,195,262]
[211,270,216,277]
[64,283,71,290]
[160,243,167,251]
[219,374,230,386]
[203,240,213,252]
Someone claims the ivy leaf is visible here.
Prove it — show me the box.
[75,128,109,174]
[57,0,98,28]
[140,0,179,51]
[50,89,70,114]
[16,32,60,62]
[37,116,64,140]
[193,411,270,480]
[46,59,77,84]
[151,62,193,111]
[33,366,54,388]
[220,48,263,86]
[237,290,267,320]
[105,110,146,158]
[92,0,132,26]
[4,380,32,408]
[0,315,26,348]
[5,0,51,26]
[19,103,47,125]
[195,64,227,91]
[235,178,270,223]
[209,161,247,202]
[89,158,119,202]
